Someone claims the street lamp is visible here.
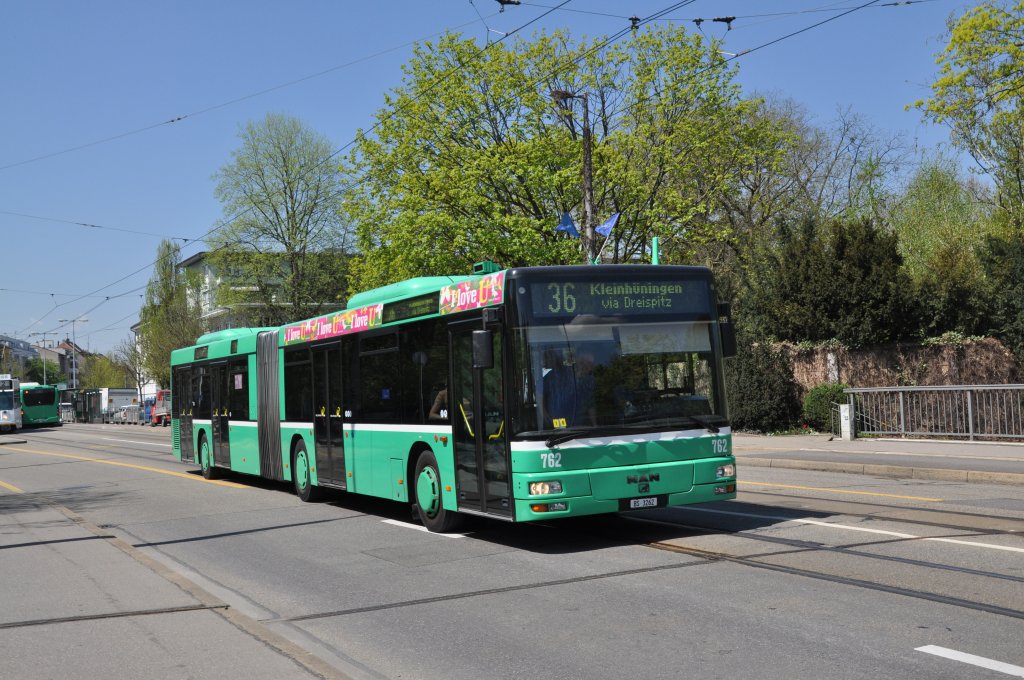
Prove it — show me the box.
[28,331,51,385]
[551,88,596,263]
[58,318,87,389]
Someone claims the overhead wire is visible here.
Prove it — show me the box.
[0,14,501,173]
[519,0,941,24]
[14,210,250,337]
[0,288,110,299]
[16,0,887,343]
[0,210,192,241]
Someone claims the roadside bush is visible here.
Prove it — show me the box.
[802,383,849,431]
[725,337,801,433]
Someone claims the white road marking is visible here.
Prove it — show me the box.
[925,537,1024,554]
[102,438,172,448]
[682,507,1024,553]
[381,519,467,537]
[916,645,1024,677]
[793,518,917,538]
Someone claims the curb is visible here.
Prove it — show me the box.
[738,456,1024,487]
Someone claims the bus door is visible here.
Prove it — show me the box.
[450,320,511,517]
[312,344,346,486]
[175,367,194,463]
[211,363,231,467]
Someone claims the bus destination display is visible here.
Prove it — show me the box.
[530,280,709,317]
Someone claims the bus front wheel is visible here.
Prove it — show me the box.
[413,450,463,533]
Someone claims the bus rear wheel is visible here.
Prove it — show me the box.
[199,435,217,480]
[413,450,463,533]
[292,440,321,502]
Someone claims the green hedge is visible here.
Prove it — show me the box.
[802,383,850,431]
[725,338,801,433]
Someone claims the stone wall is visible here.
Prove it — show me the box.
[780,338,1021,397]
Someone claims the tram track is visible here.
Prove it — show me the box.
[594,509,1024,622]
[647,540,1024,621]
[0,603,227,631]
[738,488,1024,533]
[631,516,1024,584]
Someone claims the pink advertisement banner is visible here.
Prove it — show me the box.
[439,271,505,315]
[283,303,383,345]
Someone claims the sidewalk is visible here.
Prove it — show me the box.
[0,489,347,679]
[732,432,1024,486]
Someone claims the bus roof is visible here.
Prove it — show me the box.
[194,327,276,345]
[344,275,479,308]
[171,326,275,366]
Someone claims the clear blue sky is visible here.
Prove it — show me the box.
[1,0,969,354]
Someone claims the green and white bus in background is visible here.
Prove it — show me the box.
[171,263,737,532]
[0,375,22,433]
[19,383,61,426]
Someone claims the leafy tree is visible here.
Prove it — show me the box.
[742,216,915,347]
[138,240,206,388]
[701,99,908,303]
[23,357,65,385]
[914,2,1024,226]
[889,155,994,336]
[79,354,130,389]
[343,26,768,289]
[786,107,906,223]
[211,113,351,325]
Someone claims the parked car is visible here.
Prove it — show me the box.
[115,404,141,424]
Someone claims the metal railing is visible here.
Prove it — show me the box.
[844,385,1024,440]
[829,401,843,438]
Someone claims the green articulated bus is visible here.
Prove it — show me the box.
[170,263,738,532]
[20,383,61,426]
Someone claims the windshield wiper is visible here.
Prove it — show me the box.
[545,425,643,448]
[687,415,721,434]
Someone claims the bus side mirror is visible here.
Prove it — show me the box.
[718,303,737,358]
[472,330,493,369]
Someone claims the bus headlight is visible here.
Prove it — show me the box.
[716,464,735,478]
[529,481,562,495]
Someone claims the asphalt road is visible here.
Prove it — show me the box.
[1,424,1022,679]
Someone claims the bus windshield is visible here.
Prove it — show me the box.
[0,392,15,410]
[511,318,725,437]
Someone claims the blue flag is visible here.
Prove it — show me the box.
[555,212,579,238]
[595,212,620,237]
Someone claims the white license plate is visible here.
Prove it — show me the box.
[628,497,658,509]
